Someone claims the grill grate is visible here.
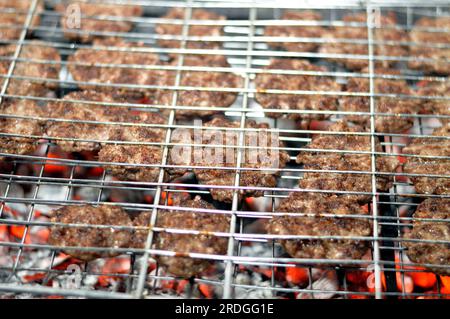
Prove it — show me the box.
[0,0,449,299]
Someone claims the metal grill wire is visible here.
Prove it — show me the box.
[0,0,448,299]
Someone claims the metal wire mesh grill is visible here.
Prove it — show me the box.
[0,0,448,299]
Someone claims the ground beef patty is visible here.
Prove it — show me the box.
[404,198,450,275]
[268,192,372,261]
[296,121,399,203]
[68,38,170,101]
[156,8,225,52]
[408,17,450,75]
[133,194,230,277]
[403,124,449,195]
[163,55,242,118]
[0,0,43,41]
[0,41,61,97]
[45,91,135,152]
[56,1,143,43]
[264,10,325,53]
[319,12,408,70]
[98,111,167,182]
[254,59,341,123]
[169,116,291,203]
[48,205,132,261]
[416,79,450,124]
[0,99,47,160]
[340,68,418,133]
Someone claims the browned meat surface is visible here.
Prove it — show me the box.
[0,99,48,160]
[164,55,242,118]
[408,17,450,75]
[156,8,225,52]
[68,38,170,102]
[403,124,450,195]
[264,10,325,53]
[133,194,230,277]
[0,41,61,96]
[48,205,133,261]
[268,192,372,261]
[0,0,43,41]
[296,121,399,203]
[340,68,418,133]
[169,116,291,203]
[98,113,167,182]
[319,13,408,70]
[56,0,142,42]
[254,59,341,123]
[404,198,450,275]
[416,79,450,124]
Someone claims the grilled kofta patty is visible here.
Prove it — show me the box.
[49,205,132,261]
[403,124,450,195]
[169,116,291,203]
[296,121,399,203]
[98,112,167,182]
[68,38,170,101]
[268,192,372,261]
[156,8,225,52]
[0,0,43,41]
[56,1,143,43]
[133,195,230,277]
[319,13,408,70]
[0,41,61,96]
[45,91,134,152]
[404,198,450,275]
[265,10,325,53]
[408,17,450,75]
[340,68,418,133]
[164,55,242,118]
[254,59,341,122]
[416,79,450,124]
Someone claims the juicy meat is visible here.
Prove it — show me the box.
[98,108,167,182]
[268,192,372,261]
[254,59,341,122]
[408,17,450,75]
[265,10,325,53]
[319,12,408,70]
[416,79,450,124]
[404,198,450,275]
[169,116,291,203]
[48,204,133,262]
[156,8,225,52]
[340,68,418,133]
[403,124,450,195]
[296,120,399,203]
[133,194,230,277]
[46,91,135,152]
[68,38,170,101]
[56,1,143,42]
[0,41,61,96]
[164,55,242,118]
[0,99,47,160]
[0,0,43,41]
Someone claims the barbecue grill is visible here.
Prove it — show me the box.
[0,0,449,299]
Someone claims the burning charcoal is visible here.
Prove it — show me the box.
[48,205,133,261]
[56,1,143,43]
[268,192,372,261]
[133,194,230,278]
[404,198,450,275]
[296,270,339,299]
